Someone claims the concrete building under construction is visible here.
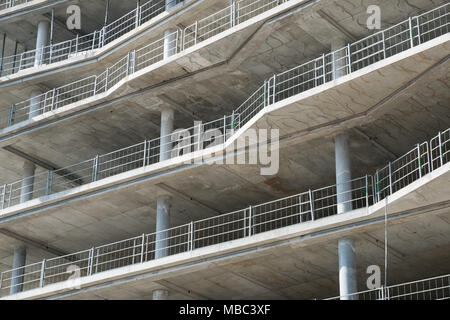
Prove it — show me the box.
[0,0,448,300]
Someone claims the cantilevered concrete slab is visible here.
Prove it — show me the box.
[3,162,450,299]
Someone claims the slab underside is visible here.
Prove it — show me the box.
[8,164,450,300]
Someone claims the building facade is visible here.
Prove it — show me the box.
[0,0,448,300]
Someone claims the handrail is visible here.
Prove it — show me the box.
[325,273,450,300]
[0,2,448,210]
[0,126,448,296]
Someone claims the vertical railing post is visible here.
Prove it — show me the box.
[194,21,198,46]
[416,16,421,45]
[191,222,195,250]
[376,169,380,202]
[248,206,252,236]
[365,175,369,207]
[88,247,95,275]
[142,140,147,167]
[8,104,15,126]
[75,34,79,54]
[438,131,443,167]
[263,79,268,107]
[417,144,422,178]
[309,189,314,221]
[271,74,276,105]
[230,1,234,27]
[381,31,386,59]
[140,233,145,262]
[51,88,56,110]
[388,162,393,196]
[409,17,414,48]
[105,68,109,91]
[46,170,53,195]
[426,142,431,175]
[92,31,97,50]
[347,43,352,74]
[223,115,227,142]
[1,184,7,210]
[92,155,99,182]
[322,53,326,83]
[39,259,46,288]
[135,5,140,29]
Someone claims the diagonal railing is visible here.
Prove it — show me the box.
[0,0,33,11]
[0,1,448,128]
[0,3,448,210]
[0,127,449,297]
[324,274,450,300]
[0,0,179,76]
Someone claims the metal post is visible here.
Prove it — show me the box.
[347,43,351,74]
[12,40,18,73]
[132,238,137,264]
[8,104,15,126]
[142,140,147,167]
[230,1,234,27]
[417,144,422,178]
[92,31,97,50]
[51,88,56,110]
[92,155,99,182]
[135,2,140,29]
[1,184,6,209]
[194,21,198,46]
[0,33,6,77]
[95,248,99,273]
[426,142,431,174]
[408,17,414,48]
[271,74,276,104]
[416,16,421,45]
[191,222,195,250]
[88,247,94,275]
[75,34,79,54]
[248,206,252,236]
[263,79,267,107]
[46,170,53,195]
[39,259,46,287]
[388,162,393,195]
[381,31,386,59]
[298,194,303,222]
[322,53,326,83]
[140,233,145,262]
[223,115,227,142]
[438,132,443,167]
[105,68,109,91]
[376,170,380,202]
[365,175,369,207]
[309,190,314,221]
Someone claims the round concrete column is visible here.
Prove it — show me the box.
[163,28,177,59]
[34,20,50,67]
[159,107,174,161]
[10,245,26,295]
[29,89,43,119]
[334,133,352,214]
[338,238,357,299]
[153,289,169,300]
[20,161,36,203]
[331,39,347,80]
[155,195,171,259]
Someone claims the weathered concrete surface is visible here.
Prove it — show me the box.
[3,162,450,300]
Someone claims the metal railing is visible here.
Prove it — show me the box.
[1,2,448,129]
[1,127,449,296]
[0,0,32,11]
[0,3,447,206]
[0,0,174,76]
[325,274,450,300]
